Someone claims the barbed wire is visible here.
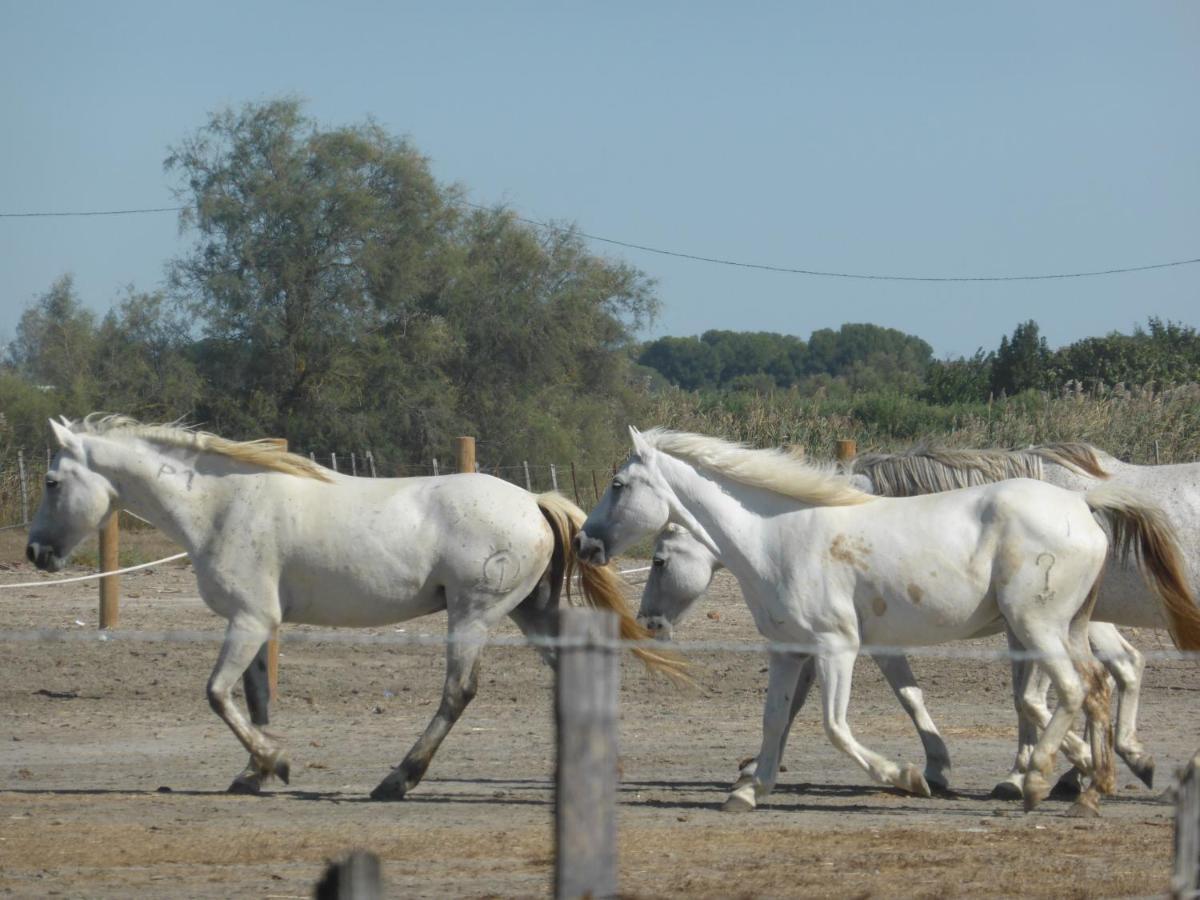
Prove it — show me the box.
[0,625,1196,663]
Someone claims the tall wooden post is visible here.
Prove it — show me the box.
[555,608,619,900]
[456,436,476,474]
[1174,752,1200,898]
[98,514,120,629]
[264,438,288,700]
[836,439,857,464]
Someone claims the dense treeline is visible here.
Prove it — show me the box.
[3,98,1199,469]
[639,318,1200,403]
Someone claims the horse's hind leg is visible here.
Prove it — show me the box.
[371,592,518,801]
[506,572,558,668]
[873,653,951,792]
[228,641,273,794]
[209,619,290,788]
[1089,623,1152,787]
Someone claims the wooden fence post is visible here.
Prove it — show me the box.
[1173,752,1200,898]
[432,457,440,476]
[555,608,619,900]
[550,463,559,492]
[17,450,29,524]
[570,462,580,505]
[366,451,377,478]
[523,460,533,492]
[590,470,600,504]
[456,436,476,474]
[836,439,857,464]
[98,514,120,629]
[315,850,383,900]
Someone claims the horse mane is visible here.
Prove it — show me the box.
[850,442,1110,497]
[640,428,873,507]
[71,414,333,483]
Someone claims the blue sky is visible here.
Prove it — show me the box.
[1,2,1197,358]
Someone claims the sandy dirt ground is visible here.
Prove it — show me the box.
[0,528,1196,898]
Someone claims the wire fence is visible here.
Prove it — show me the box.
[0,449,617,529]
[0,624,1196,663]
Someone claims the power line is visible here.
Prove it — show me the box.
[3,201,1199,283]
[0,206,186,218]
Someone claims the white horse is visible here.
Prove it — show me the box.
[638,524,953,791]
[851,442,1200,795]
[25,415,682,798]
[576,428,1200,813]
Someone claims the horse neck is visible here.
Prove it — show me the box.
[87,436,231,553]
[653,452,784,578]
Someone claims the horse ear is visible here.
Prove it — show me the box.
[628,426,651,457]
[48,418,81,453]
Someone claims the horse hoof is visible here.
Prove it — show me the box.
[1022,772,1051,812]
[370,773,410,802]
[1065,799,1102,819]
[898,765,932,798]
[989,781,1023,802]
[1049,773,1082,802]
[1128,756,1155,790]
[227,774,263,795]
[924,771,951,795]
[273,755,291,786]
[721,780,757,813]
[721,793,755,813]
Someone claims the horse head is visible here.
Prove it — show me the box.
[26,419,117,571]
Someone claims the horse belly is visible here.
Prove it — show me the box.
[859,583,1002,646]
[280,568,443,627]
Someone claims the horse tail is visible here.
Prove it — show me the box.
[536,492,690,684]
[1085,484,1200,651]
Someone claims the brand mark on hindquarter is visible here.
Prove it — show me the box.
[477,548,521,594]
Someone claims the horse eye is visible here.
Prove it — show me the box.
[652,557,666,568]
[45,477,59,490]
[611,479,624,490]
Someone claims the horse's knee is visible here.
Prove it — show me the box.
[206,680,226,716]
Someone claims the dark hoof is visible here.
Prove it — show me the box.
[1049,773,1083,802]
[274,756,291,786]
[924,773,951,795]
[370,772,411,802]
[227,775,262,795]
[1128,756,1155,790]
[989,781,1023,801]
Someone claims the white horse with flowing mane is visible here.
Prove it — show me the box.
[576,428,1200,814]
[26,415,682,798]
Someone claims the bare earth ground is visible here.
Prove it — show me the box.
[0,529,1196,898]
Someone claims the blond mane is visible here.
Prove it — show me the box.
[71,414,333,483]
[851,442,1110,497]
[640,428,873,507]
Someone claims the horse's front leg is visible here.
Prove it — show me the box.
[208,619,290,787]
[872,653,951,792]
[723,650,807,812]
[816,644,931,797]
[735,654,816,785]
[228,641,273,794]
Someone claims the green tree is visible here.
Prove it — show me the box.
[166,98,459,449]
[7,274,98,407]
[991,320,1052,396]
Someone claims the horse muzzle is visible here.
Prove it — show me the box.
[26,541,65,572]
[573,532,608,566]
